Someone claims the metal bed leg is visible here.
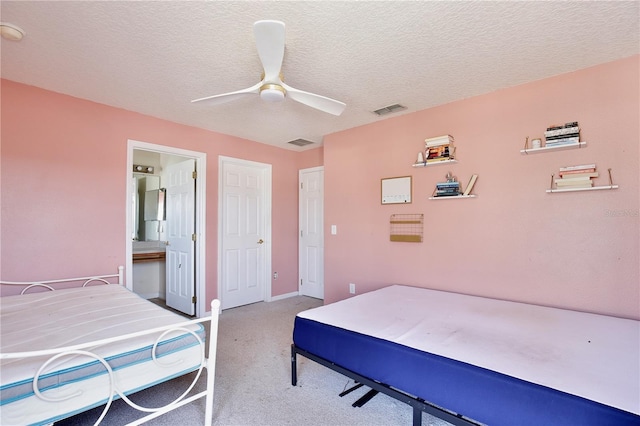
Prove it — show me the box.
[291,345,298,386]
[413,406,422,426]
[339,382,364,397]
[352,389,379,407]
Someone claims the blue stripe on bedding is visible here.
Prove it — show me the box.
[36,365,201,426]
[0,324,205,406]
[293,316,640,426]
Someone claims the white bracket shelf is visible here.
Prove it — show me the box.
[429,195,477,200]
[546,185,618,193]
[413,159,457,167]
[521,141,586,154]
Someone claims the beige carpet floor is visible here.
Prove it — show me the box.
[56,295,454,426]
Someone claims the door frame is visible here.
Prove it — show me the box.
[125,139,207,317]
[217,156,272,308]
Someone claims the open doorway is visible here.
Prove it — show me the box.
[125,140,207,317]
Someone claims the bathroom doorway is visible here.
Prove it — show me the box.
[125,139,207,318]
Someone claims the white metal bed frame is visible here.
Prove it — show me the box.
[0,266,220,426]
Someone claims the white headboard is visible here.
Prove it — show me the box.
[0,266,124,295]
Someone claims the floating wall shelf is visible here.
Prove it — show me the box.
[428,195,477,200]
[521,141,586,154]
[546,185,618,193]
[413,159,457,167]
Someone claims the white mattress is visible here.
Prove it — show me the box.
[297,285,640,415]
[0,285,204,425]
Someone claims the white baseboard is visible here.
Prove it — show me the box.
[269,291,300,302]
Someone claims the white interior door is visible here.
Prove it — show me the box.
[165,159,196,315]
[299,167,324,299]
[219,157,271,310]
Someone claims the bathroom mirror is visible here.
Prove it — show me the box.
[132,175,163,241]
[144,189,165,221]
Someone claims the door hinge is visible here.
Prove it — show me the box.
[300,182,303,189]
[300,230,303,238]
[192,171,197,179]
[192,233,197,241]
[192,296,197,303]
[300,279,303,286]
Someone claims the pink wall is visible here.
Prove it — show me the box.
[0,80,322,304]
[324,56,639,319]
[2,56,638,319]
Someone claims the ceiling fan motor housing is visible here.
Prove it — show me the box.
[260,84,286,102]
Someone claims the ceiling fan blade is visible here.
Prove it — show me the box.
[253,20,285,82]
[191,82,262,105]
[281,83,346,116]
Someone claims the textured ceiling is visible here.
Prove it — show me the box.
[1,1,638,151]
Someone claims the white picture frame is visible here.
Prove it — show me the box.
[381,176,412,204]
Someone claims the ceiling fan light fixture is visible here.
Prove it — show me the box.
[260,84,286,102]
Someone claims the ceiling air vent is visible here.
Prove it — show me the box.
[373,103,407,116]
[288,138,315,147]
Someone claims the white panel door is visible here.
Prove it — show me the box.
[165,159,196,315]
[299,167,324,299]
[220,159,269,309]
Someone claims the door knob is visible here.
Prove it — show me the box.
[257,239,264,244]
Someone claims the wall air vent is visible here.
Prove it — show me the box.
[373,104,407,116]
[288,138,315,147]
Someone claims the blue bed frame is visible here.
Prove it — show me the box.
[291,316,640,426]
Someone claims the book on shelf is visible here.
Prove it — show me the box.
[436,188,459,194]
[554,175,591,182]
[545,132,579,141]
[462,174,478,196]
[425,134,454,147]
[545,121,578,132]
[554,176,593,185]
[544,126,580,138]
[544,136,580,146]
[555,181,594,188]
[436,181,460,188]
[559,164,596,172]
[426,156,452,163]
[427,145,450,158]
[433,180,460,197]
[554,161,598,189]
[558,170,597,178]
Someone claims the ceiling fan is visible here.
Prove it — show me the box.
[191,20,346,116]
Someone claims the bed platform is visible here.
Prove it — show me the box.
[291,285,640,426]
[0,268,220,426]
